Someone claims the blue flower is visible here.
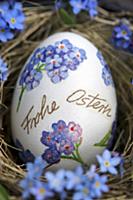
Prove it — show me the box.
[42,147,61,164]
[0,57,8,81]
[92,174,109,198]
[26,157,46,179]
[102,65,114,86]
[0,27,14,42]
[114,23,132,41]
[65,166,83,190]
[73,178,93,200]
[97,149,121,175]
[19,177,36,199]
[30,181,53,200]
[30,47,46,65]
[86,165,96,180]
[59,139,75,155]
[69,47,87,64]
[22,69,43,91]
[113,39,131,49]
[97,51,107,66]
[112,22,132,49]
[45,45,55,57]
[86,0,98,18]
[45,54,63,71]
[54,0,65,11]
[41,131,55,147]
[0,1,25,43]
[46,169,66,193]
[12,2,23,12]
[69,0,88,14]
[0,1,9,16]
[5,9,25,30]
[55,39,72,54]
[64,54,78,71]
[47,66,68,83]
[52,120,67,134]
[0,18,6,27]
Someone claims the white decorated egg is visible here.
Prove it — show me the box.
[11,32,117,170]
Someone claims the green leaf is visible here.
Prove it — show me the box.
[59,9,76,25]
[0,185,9,200]
[94,131,111,147]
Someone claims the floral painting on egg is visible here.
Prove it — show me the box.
[40,120,83,165]
[97,51,114,87]
[16,39,87,112]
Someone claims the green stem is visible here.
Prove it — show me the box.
[61,155,83,164]
[94,131,111,147]
[16,87,25,112]
[75,144,84,164]
[72,152,77,159]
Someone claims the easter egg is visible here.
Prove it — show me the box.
[11,32,117,170]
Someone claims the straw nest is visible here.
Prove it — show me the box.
[0,3,133,200]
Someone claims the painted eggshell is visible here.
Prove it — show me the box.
[11,32,117,170]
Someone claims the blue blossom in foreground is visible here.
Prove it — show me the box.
[0,1,9,16]
[114,23,132,41]
[0,57,8,82]
[45,169,66,193]
[69,0,88,14]
[0,27,14,42]
[0,1,25,43]
[69,0,98,17]
[12,1,23,12]
[86,0,98,18]
[19,177,36,199]
[112,22,132,49]
[26,157,46,179]
[92,174,109,198]
[73,178,93,200]
[5,9,25,30]
[66,166,83,190]
[86,165,96,180]
[30,181,53,200]
[97,149,121,175]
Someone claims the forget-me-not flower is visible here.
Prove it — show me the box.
[92,174,109,198]
[5,9,25,30]
[47,65,68,83]
[30,181,53,200]
[45,169,66,193]
[97,149,121,175]
[69,0,88,14]
[26,156,46,179]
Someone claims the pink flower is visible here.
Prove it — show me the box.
[68,122,82,143]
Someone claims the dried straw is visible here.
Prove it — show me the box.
[0,3,133,199]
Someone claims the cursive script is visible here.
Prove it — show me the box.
[21,94,60,134]
[66,89,112,118]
